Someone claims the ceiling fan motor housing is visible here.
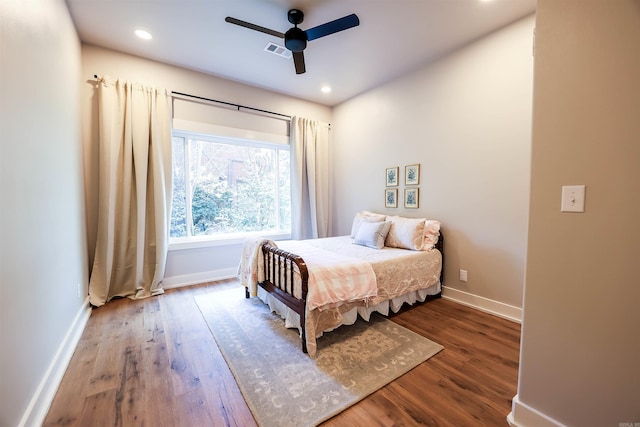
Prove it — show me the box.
[285,27,307,52]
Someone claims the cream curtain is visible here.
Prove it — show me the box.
[89,76,172,307]
[290,116,330,240]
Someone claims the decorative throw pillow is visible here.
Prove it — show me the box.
[422,220,441,250]
[385,215,426,251]
[353,220,392,249]
[350,211,386,238]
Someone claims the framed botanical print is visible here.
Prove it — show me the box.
[405,164,420,185]
[404,188,419,208]
[385,188,398,208]
[385,166,399,186]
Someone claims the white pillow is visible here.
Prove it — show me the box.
[385,215,426,251]
[422,220,441,250]
[350,211,386,238]
[353,220,392,249]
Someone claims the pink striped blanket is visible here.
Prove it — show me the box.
[238,237,377,310]
[278,240,378,311]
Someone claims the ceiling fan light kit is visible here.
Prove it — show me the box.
[225,8,359,74]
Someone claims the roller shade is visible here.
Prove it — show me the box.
[172,97,289,145]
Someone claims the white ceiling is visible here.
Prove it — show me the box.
[66,0,536,106]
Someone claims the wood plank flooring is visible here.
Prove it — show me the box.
[44,280,520,426]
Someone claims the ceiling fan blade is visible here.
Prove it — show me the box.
[305,14,359,41]
[225,17,285,39]
[293,51,306,74]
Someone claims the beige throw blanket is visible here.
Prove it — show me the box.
[237,236,275,297]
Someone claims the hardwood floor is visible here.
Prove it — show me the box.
[44,280,520,426]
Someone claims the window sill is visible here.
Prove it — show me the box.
[168,231,291,251]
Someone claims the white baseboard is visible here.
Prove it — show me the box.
[19,297,92,427]
[162,268,238,290]
[441,286,522,323]
[507,394,566,427]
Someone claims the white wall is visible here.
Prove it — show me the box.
[0,1,89,425]
[80,45,332,286]
[510,1,640,426]
[332,16,534,316]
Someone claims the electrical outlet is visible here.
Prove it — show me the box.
[459,269,468,282]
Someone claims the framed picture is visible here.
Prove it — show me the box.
[385,188,398,208]
[405,164,420,185]
[385,167,399,187]
[404,188,419,208]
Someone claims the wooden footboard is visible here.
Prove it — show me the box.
[436,232,444,286]
[258,244,309,353]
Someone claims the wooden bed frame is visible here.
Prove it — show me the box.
[245,234,444,353]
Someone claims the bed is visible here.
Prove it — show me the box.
[238,212,443,356]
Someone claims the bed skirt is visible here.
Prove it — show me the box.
[256,280,441,339]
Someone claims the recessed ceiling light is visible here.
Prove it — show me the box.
[321,86,332,93]
[134,29,152,40]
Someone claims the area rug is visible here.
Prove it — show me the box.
[194,289,443,427]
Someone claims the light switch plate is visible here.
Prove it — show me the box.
[561,185,585,212]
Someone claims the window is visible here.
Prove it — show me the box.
[170,130,291,241]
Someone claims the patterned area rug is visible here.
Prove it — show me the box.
[194,289,443,427]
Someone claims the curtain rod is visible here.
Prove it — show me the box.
[93,76,331,126]
[171,91,292,120]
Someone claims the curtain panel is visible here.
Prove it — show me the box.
[89,76,172,307]
[290,116,330,240]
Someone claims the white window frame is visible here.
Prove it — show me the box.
[169,130,291,250]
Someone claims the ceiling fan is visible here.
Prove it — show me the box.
[225,9,360,75]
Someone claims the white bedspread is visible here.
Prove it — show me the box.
[279,236,442,306]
